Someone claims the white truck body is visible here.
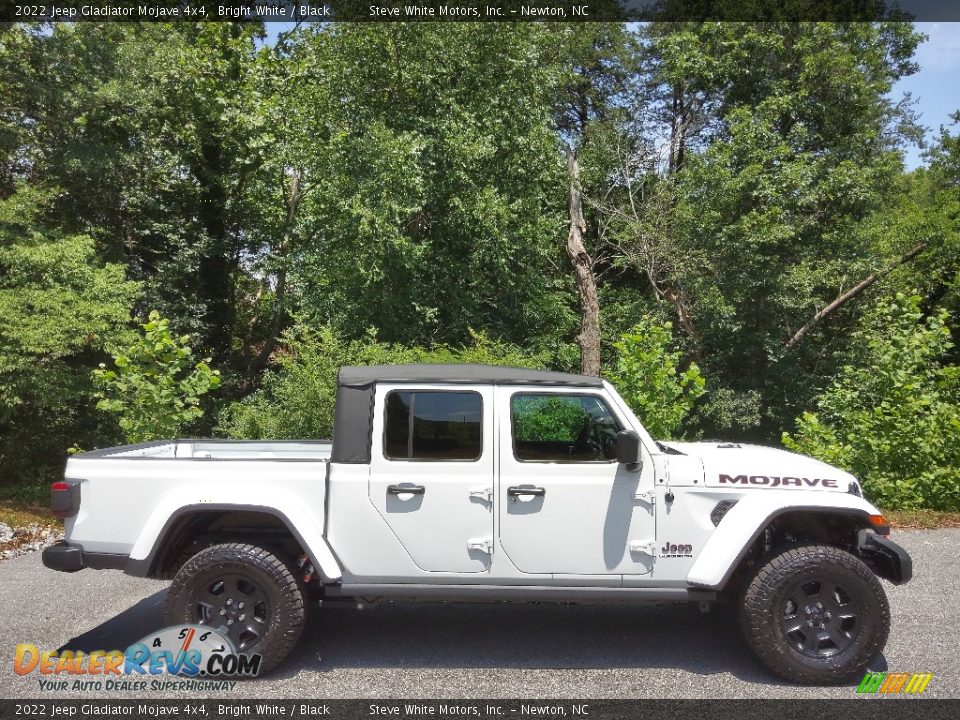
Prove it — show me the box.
[44,364,912,683]
[48,366,900,597]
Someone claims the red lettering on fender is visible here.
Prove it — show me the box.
[718,475,839,488]
[719,474,748,484]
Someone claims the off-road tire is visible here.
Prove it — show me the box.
[164,543,307,675]
[740,543,889,685]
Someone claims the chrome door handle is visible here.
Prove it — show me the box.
[507,486,545,497]
[387,484,425,495]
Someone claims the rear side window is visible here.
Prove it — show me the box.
[511,393,620,462]
[384,391,483,461]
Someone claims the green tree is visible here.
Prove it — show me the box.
[0,188,138,488]
[783,294,960,510]
[0,22,266,365]
[94,312,221,443]
[287,24,573,355]
[605,316,705,438]
[629,22,925,438]
[929,111,960,185]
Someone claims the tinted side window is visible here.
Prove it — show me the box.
[384,391,483,461]
[512,394,620,462]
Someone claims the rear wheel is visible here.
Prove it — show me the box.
[164,543,307,675]
[740,543,889,684]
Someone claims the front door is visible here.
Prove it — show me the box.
[497,388,656,575]
[368,385,494,573]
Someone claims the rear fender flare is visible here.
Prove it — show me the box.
[127,500,342,582]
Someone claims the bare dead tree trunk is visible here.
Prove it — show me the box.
[785,243,927,350]
[668,88,685,176]
[566,151,601,376]
[245,168,305,383]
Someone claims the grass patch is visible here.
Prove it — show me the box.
[884,509,960,529]
[0,501,60,530]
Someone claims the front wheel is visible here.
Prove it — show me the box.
[164,543,307,675]
[740,543,890,684]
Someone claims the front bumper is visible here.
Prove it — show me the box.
[860,533,912,585]
[42,542,128,573]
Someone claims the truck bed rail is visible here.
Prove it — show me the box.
[74,439,332,461]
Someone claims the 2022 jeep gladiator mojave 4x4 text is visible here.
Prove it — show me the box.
[43,365,911,682]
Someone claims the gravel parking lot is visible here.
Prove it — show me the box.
[1,529,957,700]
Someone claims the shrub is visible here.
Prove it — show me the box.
[783,294,960,510]
[217,325,546,440]
[605,317,705,439]
[93,312,221,443]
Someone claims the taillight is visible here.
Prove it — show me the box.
[51,481,80,518]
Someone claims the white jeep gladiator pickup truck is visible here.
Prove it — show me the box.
[43,364,911,683]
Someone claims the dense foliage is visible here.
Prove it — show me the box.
[217,327,544,440]
[0,188,137,489]
[1,21,958,510]
[784,295,960,510]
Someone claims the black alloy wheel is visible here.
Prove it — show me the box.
[165,543,308,675]
[740,543,890,684]
[779,578,860,658]
[194,572,271,652]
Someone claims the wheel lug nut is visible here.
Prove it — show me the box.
[238,602,245,609]
[227,619,234,626]
[220,608,227,616]
[238,614,245,622]
[807,620,813,627]
[226,599,233,606]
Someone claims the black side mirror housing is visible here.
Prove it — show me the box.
[617,430,642,471]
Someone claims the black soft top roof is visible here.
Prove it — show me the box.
[338,364,603,388]
[331,364,603,464]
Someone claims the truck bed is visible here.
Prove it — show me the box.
[64,439,332,557]
[77,439,332,461]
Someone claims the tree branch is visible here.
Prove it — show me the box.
[785,243,927,350]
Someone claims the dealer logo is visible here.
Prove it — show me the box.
[856,671,933,695]
[14,624,261,690]
[129,625,260,677]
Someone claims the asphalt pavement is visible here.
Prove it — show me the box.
[1,530,957,700]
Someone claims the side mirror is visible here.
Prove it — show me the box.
[617,430,642,471]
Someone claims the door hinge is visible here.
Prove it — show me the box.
[469,486,493,503]
[629,540,657,556]
[634,491,656,505]
[467,537,493,554]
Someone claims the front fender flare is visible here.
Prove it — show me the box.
[686,491,880,590]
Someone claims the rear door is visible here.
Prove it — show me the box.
[368,384,494,573]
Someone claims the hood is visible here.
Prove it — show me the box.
[660,441,859,493]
